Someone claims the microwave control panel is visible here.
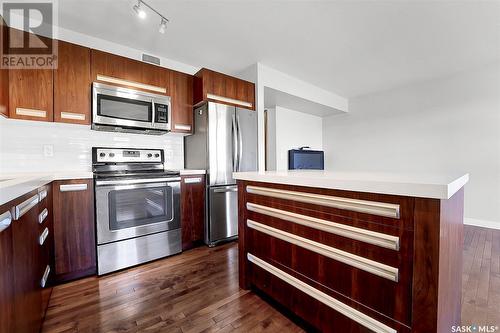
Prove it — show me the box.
[155,103,169,123]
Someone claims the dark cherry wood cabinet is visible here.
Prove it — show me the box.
[181,175,206,250]
[238,180,465,333]
[54,41,91,125]
[2,186,53,333]
[9,68,54,122]
[7,28,54,122]
[91,49,170,95]
[0,203,14,333]
[0,66,8,118]
[52,179,96,282]
[193,68,255,110]
[170,70,194,133]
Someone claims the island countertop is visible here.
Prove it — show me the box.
[233,170,469,200]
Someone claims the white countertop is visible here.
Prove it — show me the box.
[0,169,206,206]
[0,172,94,206]
[233,170,469,199]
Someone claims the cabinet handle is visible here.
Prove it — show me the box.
[0,211,12,233]
[14,194,39,220]
[40,265,50,288]
[38,208,49,224]
[184,177,202,184]
[174,124,192,131]
[38,189,48,201]
[15,108,47,118]
[214,187,237,193]
[60,183,88,192]
[96,75,167,94]
[206,93,253,109]
[39,227,49,246]
[61,112,86,121]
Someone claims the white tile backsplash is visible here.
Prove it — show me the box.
[0,117,184,173]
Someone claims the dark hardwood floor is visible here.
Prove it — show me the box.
[42,225,500,332]
[461,225,500,326]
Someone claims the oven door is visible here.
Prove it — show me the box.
[95,178,180,245]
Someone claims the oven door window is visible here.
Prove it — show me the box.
[108,186,173,230]
[97,94,152,122]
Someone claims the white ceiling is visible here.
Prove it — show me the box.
[58,0,500,98]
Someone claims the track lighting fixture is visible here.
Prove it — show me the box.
[133,1,146,19]
[132,0,169,34]
[159,18,167,34]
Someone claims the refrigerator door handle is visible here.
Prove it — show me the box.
[232,113,239,172]
[236,114,243,172]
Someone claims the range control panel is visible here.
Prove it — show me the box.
[95,148,163,163]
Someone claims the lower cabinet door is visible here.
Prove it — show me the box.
[53,179,96,282]
[0,207,14,333]
[12,193,43,333]
[181,175,206,250]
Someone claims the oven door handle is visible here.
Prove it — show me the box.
[95,177,181,186]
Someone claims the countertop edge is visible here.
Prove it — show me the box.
[233,172,470,200]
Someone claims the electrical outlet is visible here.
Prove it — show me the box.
[43,145,54,157]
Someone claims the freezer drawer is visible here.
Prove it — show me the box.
[207,185,238,246]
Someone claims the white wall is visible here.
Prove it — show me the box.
[269,106,323,171]
[0,117,184,173]
[236,63,347,171]
[323,62,500,228]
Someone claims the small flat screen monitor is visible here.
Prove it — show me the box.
[288,149,324,170]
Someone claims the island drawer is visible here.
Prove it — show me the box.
[248,253,410,333]
[245,221,413,325]
[245,182,415,231]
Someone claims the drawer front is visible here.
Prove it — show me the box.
[246,227,412,325]
[248,254,410,333]
[246,182,414,231]
[243,182,414,325]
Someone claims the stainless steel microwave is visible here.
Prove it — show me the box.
[92,82,171,135]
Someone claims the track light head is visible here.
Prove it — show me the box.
[159,18,167,34]
[133,1,146,19]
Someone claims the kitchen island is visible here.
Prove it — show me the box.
[233,171,469,333]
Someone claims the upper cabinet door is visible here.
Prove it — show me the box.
[193,68,255,110]
[7,28,54,122]
[54,41,91,125]
[9,68,53,122]
[170,70,193,133]
[91,50,170,95]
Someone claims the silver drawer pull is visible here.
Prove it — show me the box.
[15,108,47,118]
[174,124,192,131]
[40,265,50,288]
[0,211,12,233]
[214,187,238,193]
[61,112,86,121]
[14,194,39,220]
[60,184,88,192]
[39,227,49,246]
[38,189,48,201]
[184,177,202,184]
[38,208,49,224]
[247,254,397,333]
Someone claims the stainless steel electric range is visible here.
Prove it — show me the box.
[93,147,181,275]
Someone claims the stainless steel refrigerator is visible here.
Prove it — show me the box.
[185,102,258,246]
